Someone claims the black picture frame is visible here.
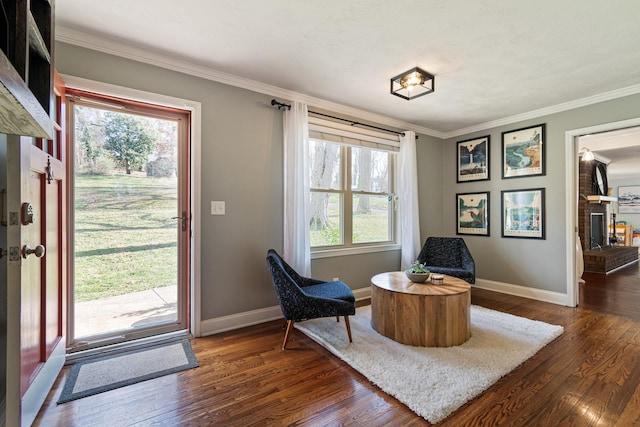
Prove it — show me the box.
[457,135,490,182]
[501,188,545,239]
[501,124,545,179]
[456,191,490,236]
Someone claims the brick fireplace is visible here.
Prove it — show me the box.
[578,159,608,250]
[579,159,638,273]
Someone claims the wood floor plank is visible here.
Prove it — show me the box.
[34,265,640,426]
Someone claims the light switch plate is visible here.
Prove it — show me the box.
[211,201,225,215]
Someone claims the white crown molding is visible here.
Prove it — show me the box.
[56,26,640,141]
[444,83,640,139]
[593,153,611,165]
[56,26,444,139]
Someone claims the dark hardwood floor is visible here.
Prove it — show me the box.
[35,262,640,426]
[580,261,640,321]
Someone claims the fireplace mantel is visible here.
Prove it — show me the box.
[586,195,618,204]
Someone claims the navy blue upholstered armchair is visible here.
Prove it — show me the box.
[416,237,476,284]
[266,249,355,350]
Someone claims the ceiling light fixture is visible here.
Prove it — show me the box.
[580,147,595,161]
[390,67,435,100]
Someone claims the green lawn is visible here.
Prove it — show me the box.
[75,174,388,300]
[74,173,178,302]
[310,194,391,246]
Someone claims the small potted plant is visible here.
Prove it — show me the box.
[405,261,431,283]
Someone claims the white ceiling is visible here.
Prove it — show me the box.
[55,0,640,136]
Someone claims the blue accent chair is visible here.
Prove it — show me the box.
[416,237,476,284]
[266,249,355,350]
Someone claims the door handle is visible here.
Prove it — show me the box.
[172,211,188,232]
[22,244,45,259]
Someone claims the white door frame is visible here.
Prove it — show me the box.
[61,75,202,338]
[564,117,640,307]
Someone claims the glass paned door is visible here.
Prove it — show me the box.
[68,93,190,351]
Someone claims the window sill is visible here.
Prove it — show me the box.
[311,244,401,259]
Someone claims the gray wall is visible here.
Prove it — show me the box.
[55,40,640,316]
[445,94,640,293]
[417,133,446,240]
[56,42,286,319]
[55,42,431,320]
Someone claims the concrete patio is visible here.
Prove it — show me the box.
[74,285,177,339]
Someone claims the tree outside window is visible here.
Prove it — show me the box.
[103,112,158,174]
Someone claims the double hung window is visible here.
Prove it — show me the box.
[308,117,398,251]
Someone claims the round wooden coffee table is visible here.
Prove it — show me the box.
[370,271,471,347]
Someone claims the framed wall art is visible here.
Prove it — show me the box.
[456,191,490,236]
[501,188,545,239]
[457,135,490,182]
[501,124,545,179]
[619,186,640,213]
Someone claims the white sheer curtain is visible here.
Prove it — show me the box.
[398,130,421,270]
[283,101,311,276]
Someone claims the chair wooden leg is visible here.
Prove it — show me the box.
[344,316,353,343]
[282,320,295,350]
[336,316,340,322]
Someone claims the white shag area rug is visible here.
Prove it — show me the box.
[295,305,563,424]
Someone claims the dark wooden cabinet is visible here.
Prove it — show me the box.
[0,0,54,138]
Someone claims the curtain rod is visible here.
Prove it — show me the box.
[271,99,412,138]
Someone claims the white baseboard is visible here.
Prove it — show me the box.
[199,286,372,337]
[473,278,569,306]
[353,287,372,300]
[199,305,283,337]
[199,281,567,337]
